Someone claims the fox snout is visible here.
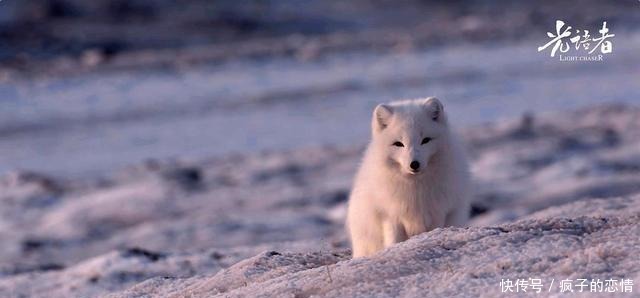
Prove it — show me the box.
[409,160,421,172]
[404,149,427,175]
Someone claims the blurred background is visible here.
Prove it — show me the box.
[0,0,638,177]
[0,1,639,297]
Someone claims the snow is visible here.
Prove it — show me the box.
[109,196,640,297]
[2,35,640,178]
[0,104,639,297]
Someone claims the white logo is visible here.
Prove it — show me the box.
[538,20,615,61]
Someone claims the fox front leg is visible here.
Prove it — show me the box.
[382,220,408,248]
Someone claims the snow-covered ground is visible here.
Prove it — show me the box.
[107,196,640,298]
[0,103,639,297]
[1,33,639,178]
[0,6,639,294]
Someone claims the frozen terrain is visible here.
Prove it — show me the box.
[0,104,639,297]
[1,33,639,178]
[1,1,639,296]
[109,196,640,297]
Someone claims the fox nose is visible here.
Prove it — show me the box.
[410,161,420,171]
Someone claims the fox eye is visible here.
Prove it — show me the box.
[392,141,404,147]
[421,137,432,145]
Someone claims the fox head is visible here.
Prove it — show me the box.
[371,97,448,177]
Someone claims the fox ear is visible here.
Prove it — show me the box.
[372,104,393,132]
[424,97,444,122]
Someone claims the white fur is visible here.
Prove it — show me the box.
[347,97,471,258]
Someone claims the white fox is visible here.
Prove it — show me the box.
[347,97,470,258]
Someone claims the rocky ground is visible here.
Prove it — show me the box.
[0,104,639,297]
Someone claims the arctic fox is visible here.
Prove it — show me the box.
[347,97,470,258]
